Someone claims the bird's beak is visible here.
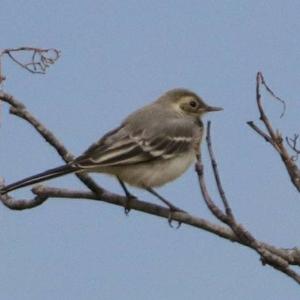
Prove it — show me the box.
[205,105,223,112]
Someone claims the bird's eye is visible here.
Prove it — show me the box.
[189,100,197,108]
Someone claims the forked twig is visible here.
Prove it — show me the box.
[1,62,300,286]
[196,121,300,285]
[0,47,60,87]
[286,134,300,161]
[258,72,286,118]
[247,72,300,192]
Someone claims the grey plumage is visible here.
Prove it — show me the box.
[0,88,222,196]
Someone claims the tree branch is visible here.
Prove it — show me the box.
[2,181,299,272]
[1,64,300,285]
[286,134,300,161]
[0,91,105,196]
[0,47,60,77]
[196,121,300,285]
[247,72,300,192]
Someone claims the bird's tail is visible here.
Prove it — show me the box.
[0,164,78,195]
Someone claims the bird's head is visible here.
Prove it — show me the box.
[159,88,223,118]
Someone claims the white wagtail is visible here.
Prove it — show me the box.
[0,89,222,211]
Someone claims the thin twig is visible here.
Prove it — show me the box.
[247,121,275,145]
[248,72,300,192]
[258,72,286,118]
[1,47,60,75]
[195,158,228,223]
[1,67,300,285]
[256,72,280,143]
[286,134,300,161]
[206,121,233,218]
[195,121,300,285]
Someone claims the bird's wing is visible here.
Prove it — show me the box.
[73,121,196,169]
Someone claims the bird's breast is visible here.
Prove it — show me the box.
[102,149,195,188]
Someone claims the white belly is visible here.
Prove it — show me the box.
[97,150,195,188]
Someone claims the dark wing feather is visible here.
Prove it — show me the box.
[73,119,198,169]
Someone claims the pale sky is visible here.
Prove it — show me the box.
[1,1,300,299]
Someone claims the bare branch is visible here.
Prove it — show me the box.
[196,121,300,285]
[255,72,282,143]
[9,184,299,268]
[1,65,300,286]
[206,121,233,218]
[0,91,105,196]
[195,159,228,223]
[248,72,300,192]
[286,134,300,161]
[0,178,47,210]
[258,72,286,118]
[0,191,47,210]
[0,47,60,76]
[247,121,276,146]
[0,47,60,108]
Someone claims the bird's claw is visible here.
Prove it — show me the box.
[124,194,137,215]
[124,206,131,215]
[167,206,185,229]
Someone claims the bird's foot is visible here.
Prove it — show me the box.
[167,205,186,229]
[116,177,136,215]
[124,194,136,215]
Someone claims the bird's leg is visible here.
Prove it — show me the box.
[144,187,185,228]
[117,177,136,215]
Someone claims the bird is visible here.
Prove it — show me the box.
[0,89,222,212]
